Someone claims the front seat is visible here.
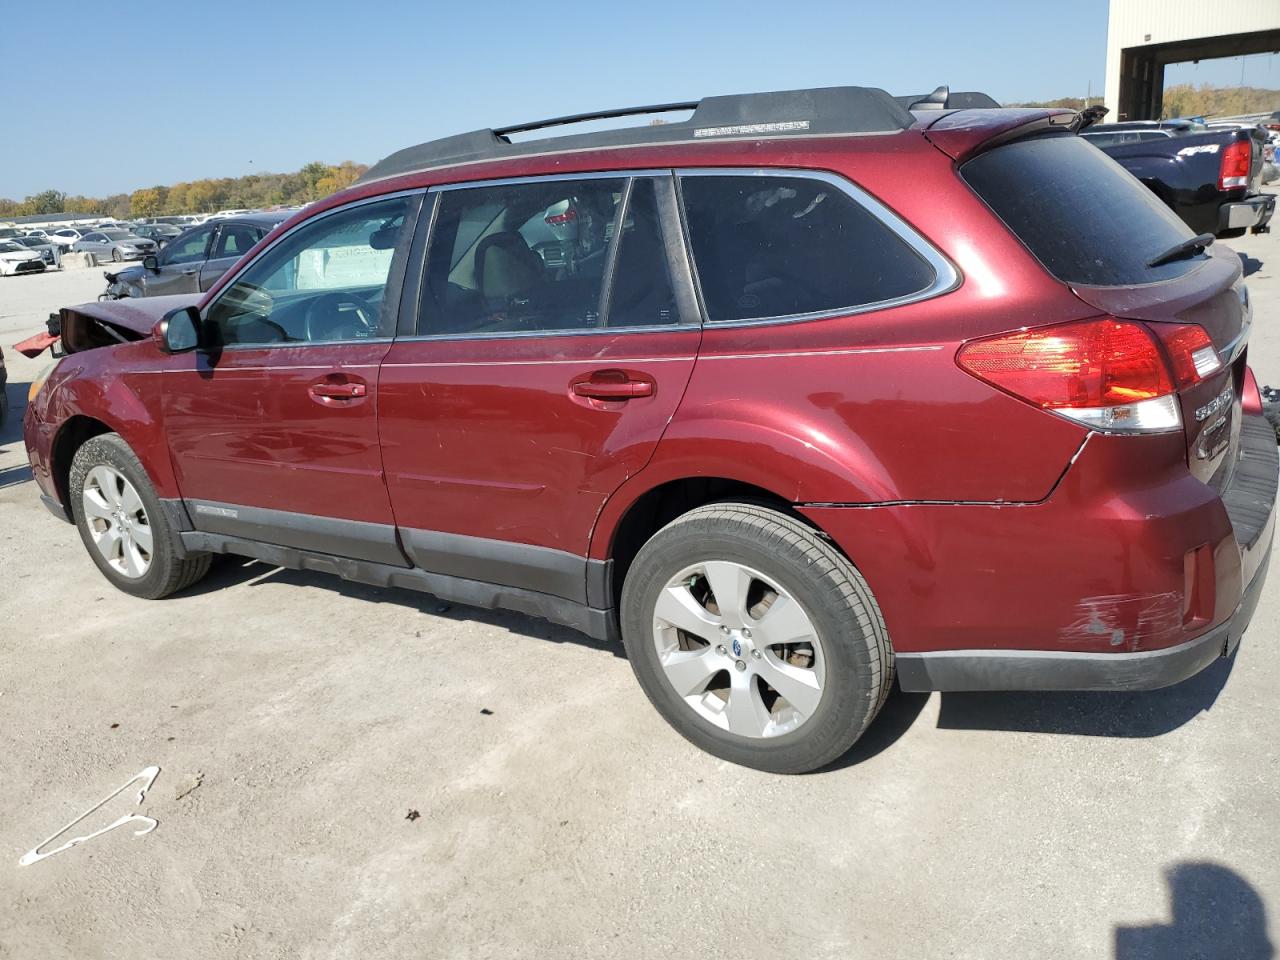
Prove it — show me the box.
[475,231,543,304]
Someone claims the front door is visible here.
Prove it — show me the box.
[162,194,422,565]
[379,174,701,601]
[200,221,264,290]
[144,225,215,297]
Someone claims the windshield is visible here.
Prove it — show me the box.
[0,241,24,252]
[101,230,132,240]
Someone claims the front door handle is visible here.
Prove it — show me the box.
[572,374,654,401]
[311,382,366,399]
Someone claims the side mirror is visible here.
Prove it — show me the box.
[142,254,159,272]
[154,305,200,354]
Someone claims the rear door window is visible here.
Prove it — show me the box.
[962,134,1204,286]
[421,175,691,336]
[678,173,937,323]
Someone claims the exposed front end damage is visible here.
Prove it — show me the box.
[15,294,201,358]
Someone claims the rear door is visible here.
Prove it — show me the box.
[146,225,215,296]
[378,173,701,601]
[200,221,263,290]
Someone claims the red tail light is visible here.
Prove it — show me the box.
[956,317,1218,433]
[1219,140,1251,190]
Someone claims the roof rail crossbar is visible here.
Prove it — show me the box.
[494,101,699,139]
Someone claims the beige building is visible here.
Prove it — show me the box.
[1104,0,1280,120]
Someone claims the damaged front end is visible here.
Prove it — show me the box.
[15,294,202,359]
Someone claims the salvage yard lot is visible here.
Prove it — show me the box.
[1,234,1279,958]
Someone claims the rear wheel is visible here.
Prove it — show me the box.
[69,433,210,599]
[111,247,122,262]
[620,503,893,773]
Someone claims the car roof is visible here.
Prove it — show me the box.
[356,85,915,186]
[214,212,289,227]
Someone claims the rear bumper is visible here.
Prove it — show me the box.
[1220,193,1275,233]
[802,409,1278,693]
[895,544,1269,691]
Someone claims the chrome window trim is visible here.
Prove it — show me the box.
[675,167,960,328]
[199,188,428,350]
[405,170,700,342]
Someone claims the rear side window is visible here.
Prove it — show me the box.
[679,174,936,323]
[421,176,684,336]
[962,134,1203,286]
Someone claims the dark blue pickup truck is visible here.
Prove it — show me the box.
[1082,120,1274,238]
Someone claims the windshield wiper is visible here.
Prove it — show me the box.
[1147,232,1214,268]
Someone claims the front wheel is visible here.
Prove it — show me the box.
[111,248,122,262]
[69,433,211,599]
[620,503,893,774]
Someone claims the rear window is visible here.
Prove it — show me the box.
[680,174,937,322]
[962,134,1203,286]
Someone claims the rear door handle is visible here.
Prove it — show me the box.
[572,376,654,400]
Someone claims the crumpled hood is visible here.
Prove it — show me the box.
[63,293,202,337]
[15,293,203,357]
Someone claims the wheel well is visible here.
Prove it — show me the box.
[52,416,112,507]
[606,478,805,608]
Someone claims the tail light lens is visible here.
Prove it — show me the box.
[957,317,1220,433]
[1219,140,1251,190]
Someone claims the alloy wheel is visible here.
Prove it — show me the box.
[81,465,153,579]
[651,561,826,738]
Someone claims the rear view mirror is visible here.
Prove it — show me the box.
[155,305,200,354]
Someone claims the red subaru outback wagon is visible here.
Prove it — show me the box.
[23,87,1276,773]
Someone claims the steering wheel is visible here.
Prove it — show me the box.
[303,291,376,342]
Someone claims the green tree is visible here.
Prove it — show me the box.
[16,189,67,216]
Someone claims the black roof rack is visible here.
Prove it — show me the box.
[356,86,914,184]
[895,86,1002,111]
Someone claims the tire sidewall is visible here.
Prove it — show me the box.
[621,508,883,773]
[69,434,181,599]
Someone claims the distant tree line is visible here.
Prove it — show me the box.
[0,160,367,220]
[1011,83,1279,120]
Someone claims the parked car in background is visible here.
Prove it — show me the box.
[23,87,1276,773]
[131,223,182,247]
[0,227,23,240]
[71,229,158,263]
[1082,121,1274,237]
[10,235,61,266]
[48,227,93,250]
[0,239,47,276]
[103,212,286,298]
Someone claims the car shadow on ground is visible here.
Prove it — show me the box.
[1114,861,1273,959]
[934,650,1236,738]
[186,556,624,658]
[1240,250,1264,277]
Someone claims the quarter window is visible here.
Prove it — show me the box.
[203,196,410,346]
[679,174,936,322]
[420,176,683,336]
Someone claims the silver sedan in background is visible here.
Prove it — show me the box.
[70,229,158,263]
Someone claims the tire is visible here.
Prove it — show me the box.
[620,503,893,774]
[111,248,122,262]
[69,433,211,599]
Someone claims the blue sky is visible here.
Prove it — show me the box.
[1,0,1275,199]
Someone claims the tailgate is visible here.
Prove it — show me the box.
[1071,246,1249,493]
